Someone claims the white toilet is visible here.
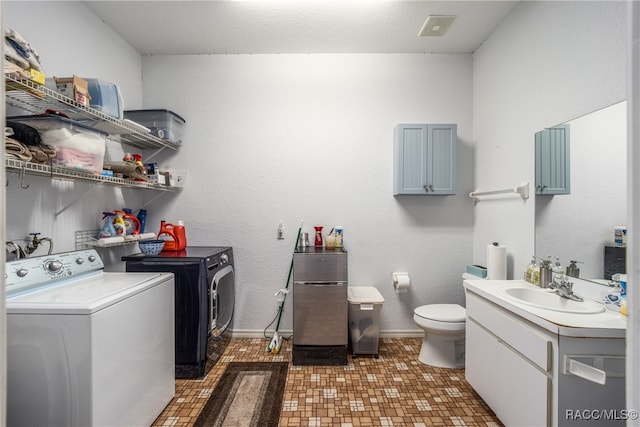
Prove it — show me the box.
[413,303,466,368]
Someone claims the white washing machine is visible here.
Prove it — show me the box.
[5,249,175,427]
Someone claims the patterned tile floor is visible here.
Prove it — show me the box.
[153,337,503,427]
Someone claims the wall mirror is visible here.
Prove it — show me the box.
[535,101,627,282]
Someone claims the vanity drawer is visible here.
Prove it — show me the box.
[466,291,554,371]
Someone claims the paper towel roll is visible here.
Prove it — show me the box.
[487,243,507,280]
[393,272,411,293]
[137,232,158,241]
[96,236,125,246]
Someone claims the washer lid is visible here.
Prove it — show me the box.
[6,272,173,315]
[348,286,384,303]
[414,304,466,322]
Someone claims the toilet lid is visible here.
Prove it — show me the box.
[414,304,466,322]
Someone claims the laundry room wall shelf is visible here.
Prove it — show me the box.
[5,74,180,151]
[75,229,154,249]
[5,74,185,220]
[5,158,181,191]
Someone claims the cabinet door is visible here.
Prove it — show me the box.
[535,124,570,194]
[427,124,456,195]
[466,319,499,409]
[467,318,551,426]
[393,123,456,195]
[394,124,428,194]
[496,340,551,427]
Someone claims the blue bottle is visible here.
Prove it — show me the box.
[137,209,147,234]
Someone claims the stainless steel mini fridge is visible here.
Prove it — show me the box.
[292,246,348,365]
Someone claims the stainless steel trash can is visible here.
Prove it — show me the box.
[348,286,384,358]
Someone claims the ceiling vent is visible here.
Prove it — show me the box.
[417,15,456,37]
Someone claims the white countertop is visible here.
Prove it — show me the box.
[463,279,626,338]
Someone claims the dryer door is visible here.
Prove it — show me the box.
[210,265,235,337]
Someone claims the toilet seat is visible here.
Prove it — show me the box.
[414,304,466,323]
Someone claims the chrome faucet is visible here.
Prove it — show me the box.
[550,275,583,302]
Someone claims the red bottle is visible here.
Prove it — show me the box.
[314,226,323,247]
[158,220,186,251]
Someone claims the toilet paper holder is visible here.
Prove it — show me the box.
[392,272,411,293]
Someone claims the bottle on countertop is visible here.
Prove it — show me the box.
[525,256,539,286]
[174,220,187,250]
[552,257,565,282]
[158,220,177,250]
[335,226,343,248]
[566,260,581,278]
[620,274,628,317]
[158,220,187,251]
[539,257,552,288]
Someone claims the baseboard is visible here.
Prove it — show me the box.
[379,329,424,339]
[230,329,423,339]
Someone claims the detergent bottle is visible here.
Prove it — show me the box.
[158,220,179,251]
[136,209,147,233]
[121,208,141,235]
[98,212,117,238]
[174,220,187,250]
[113,210,127,237]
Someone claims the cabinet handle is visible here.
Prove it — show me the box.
[423,184,433,192]
[563,355,625,385]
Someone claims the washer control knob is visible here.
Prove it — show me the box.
[88,255,96,262]
[220,254,228,264]
[76,257,85,265]
[46,260,63,273]
[17,268,28,278]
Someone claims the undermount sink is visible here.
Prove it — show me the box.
[498,287,605,314]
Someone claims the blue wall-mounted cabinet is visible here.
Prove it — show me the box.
[393,124,457,195]
[535,124,570,195]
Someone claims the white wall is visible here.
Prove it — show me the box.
[472,1,627,278]
[141,53,474,333]
[4,1,145,265]
[3,0,628,335]
[5,1,142,107]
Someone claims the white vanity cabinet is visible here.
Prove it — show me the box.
[466,291,553,426]
[465,282,626,427]
[393,123,456,195]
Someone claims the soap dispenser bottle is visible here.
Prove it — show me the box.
[566,260,581,278]
[552,257,564,282]
[525,256,538,285]
[539,257,552,288]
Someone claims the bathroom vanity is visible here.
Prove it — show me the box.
[464,279,626,427]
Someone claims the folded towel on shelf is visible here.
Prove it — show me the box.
[4,59,32,78]
[5,28,41,71]
[28,144,56,164]
[4,39,30,70]
[5,137,33,162]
